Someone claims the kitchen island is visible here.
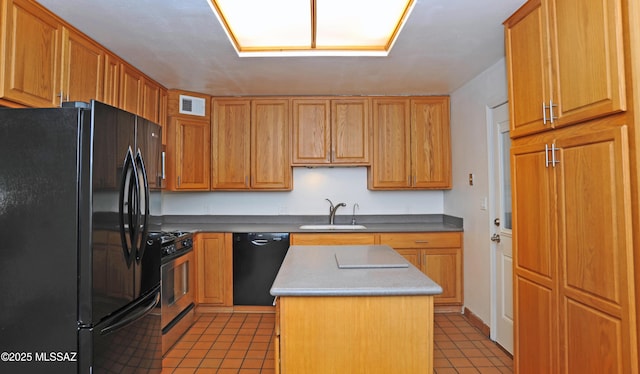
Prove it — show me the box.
[270,245,442,374]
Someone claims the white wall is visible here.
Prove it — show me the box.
[445,58,507,324]
[163,167,444,215]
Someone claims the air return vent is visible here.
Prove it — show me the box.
[179,95,206,116]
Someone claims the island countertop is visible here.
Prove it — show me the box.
[270,245,443,297]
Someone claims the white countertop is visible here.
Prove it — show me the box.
[270,245,443,296]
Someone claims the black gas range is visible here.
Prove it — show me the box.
[148,231,194,262]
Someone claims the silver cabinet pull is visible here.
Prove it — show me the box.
[414,240,430,244]
[551,144,560,167]
[542,102,547,124]
[549,100,557,124]
[545,144,550,168]
[161,151,166,180]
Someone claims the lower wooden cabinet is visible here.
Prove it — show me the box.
[195,233,233,306]
[379,232,463,306]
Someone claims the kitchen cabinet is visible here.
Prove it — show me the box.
[379,232,462,306]
[195,233,233,306]
[103,52,120,107]
[290,233,376,245]
[141,78,161,124]
[60,27,104,104]
[511,121,637,373]
[291,97,370,165]
[211,98,251,189]
[119,63,142,115]
[369,96,451,189]
[251,99,291,189]
[211,98,291,190]
[0,0,61,107]
[505,0,626,138]
[165,116,211,190]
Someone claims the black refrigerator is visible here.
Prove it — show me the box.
[0,100,163,373]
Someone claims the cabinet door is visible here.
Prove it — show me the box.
[395,249,420,269]
[555,126,635,373]
[550,0,625,127]
[511,139,557,373]
[331,98,370,164]
[1,0,61,107]
[370,98,411,189]
[422,248,461,304]
[291,99,331,165]
[251,99,291,190]
[141,78,160,123]
[103,53,120,107]
[171,117,210,190]
[212,99,251,189]
[60,27,104,103]
[195,233,232,306]
[119,63,142,115]
[504,0,552,137]
[411,97,451,188]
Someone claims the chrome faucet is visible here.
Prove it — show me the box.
[325,198,346,225]
[351,203,359,225]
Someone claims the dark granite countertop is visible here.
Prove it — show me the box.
[160,214,463,233]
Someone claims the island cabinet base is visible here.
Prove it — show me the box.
[275,295,434,374]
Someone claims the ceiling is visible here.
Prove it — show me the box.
[38,0,526,97]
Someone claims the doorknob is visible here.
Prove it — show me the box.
[494,218,500,226]
[491,233,501,243]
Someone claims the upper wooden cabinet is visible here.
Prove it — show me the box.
[212,98,251,189]
[0,0,61,107]
[292,98,370,165]
[505,0,626,138]
[165,116,211,191]
[60,27,104,104]
[369,96,451,190]
[211,98,292,191]
[119,63,142,115]
[103,52,120,107]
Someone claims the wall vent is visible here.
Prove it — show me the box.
[179,95,206,116]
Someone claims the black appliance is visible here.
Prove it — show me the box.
[0,100,163,373]
[233,233,290,306]
[155,231,195,354]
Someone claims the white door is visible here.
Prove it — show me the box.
[490,102,513,353]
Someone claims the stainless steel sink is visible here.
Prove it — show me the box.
[298,224,367,230]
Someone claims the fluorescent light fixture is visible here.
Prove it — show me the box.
[207,0,416,57]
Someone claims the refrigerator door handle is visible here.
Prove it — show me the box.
[134,150,150,263]
[118,147,136,267]
[100,288,160,336]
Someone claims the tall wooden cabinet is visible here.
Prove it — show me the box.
[506,1,638,372]
[505,0,626,138]
[211,99,251,189]
[369,96,451,189]
[60,27,104,103]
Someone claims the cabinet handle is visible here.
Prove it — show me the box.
[549,100,557,124]
[551,144,560,167]
[542,102,547,124]
[161,151,166,180]
[414,240,430,244]
[177,176,181,187]
[545,144,550,168]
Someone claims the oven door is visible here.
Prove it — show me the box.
[161,249,194,329]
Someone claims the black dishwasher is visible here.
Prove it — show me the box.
[233,233,290,305]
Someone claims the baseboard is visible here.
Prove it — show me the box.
[463,307,490,338]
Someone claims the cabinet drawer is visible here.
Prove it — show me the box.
[379,232,461,248]
[290,233,376,245]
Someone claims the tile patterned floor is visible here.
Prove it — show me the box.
[162,312,512,374]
